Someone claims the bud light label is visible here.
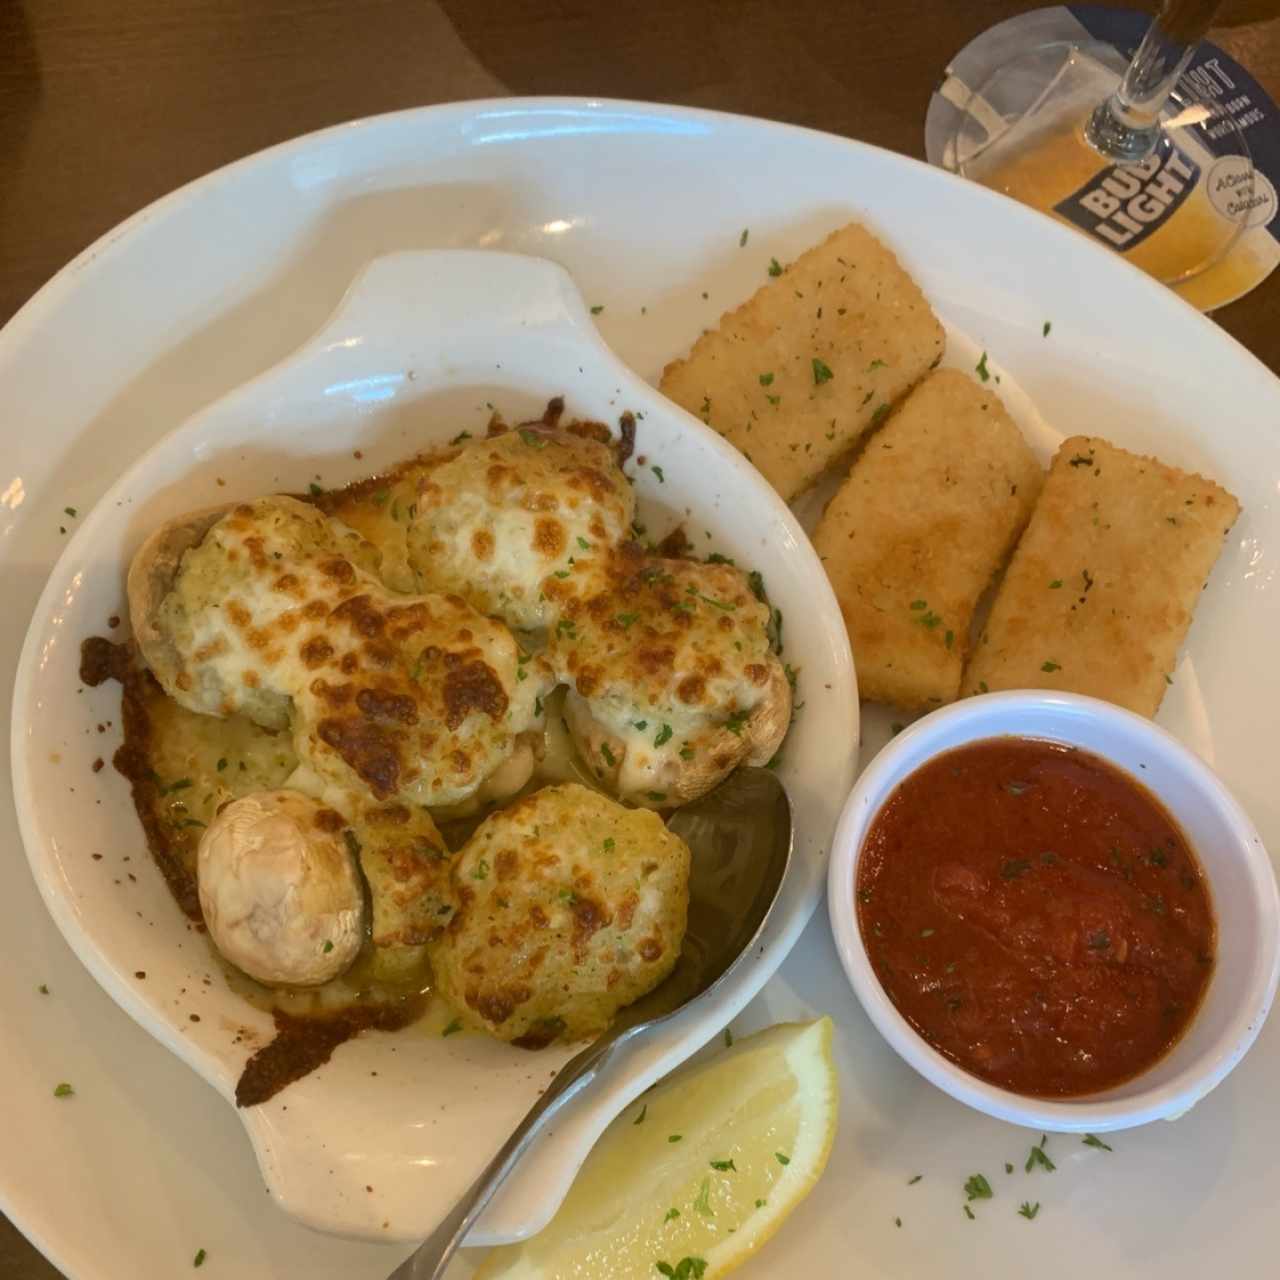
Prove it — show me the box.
[1053,137,1202,252]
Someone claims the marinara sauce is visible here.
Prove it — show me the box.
[856,738,1215,1097]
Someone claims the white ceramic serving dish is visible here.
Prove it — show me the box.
[9,248,857,1243]
[5,96,1280,1280]
[827,691,1280,1132]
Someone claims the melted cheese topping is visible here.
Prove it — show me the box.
[430,782,689,1044]
[329,427,635,631]
[153,497,556,808]
[544,546,790,803]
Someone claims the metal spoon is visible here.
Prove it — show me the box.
[389,767,793,1280]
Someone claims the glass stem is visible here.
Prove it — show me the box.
[1084,0,1222,164]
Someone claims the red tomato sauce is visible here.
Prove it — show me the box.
[856,738,1215,1097]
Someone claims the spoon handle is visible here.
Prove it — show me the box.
[387,1031,623,1280]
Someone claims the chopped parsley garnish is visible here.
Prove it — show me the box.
[556,618,577,638]
[442,1017,463,1037]
[755,1198,766,1208]
[602,837,616,853]
[910,599,926,610]
[693,1177,713,1216]
[739,228,749,247]
[964,1173,993,1201]
[768,257,783,277]
[1041,660,1061,673]
[724,709,749,736]
[870,403,890,427]
[53,1082,74,1097]
[450,430,472,445]
[1005,1162,1014,1175]
[775,1151,791,1166]
[1082,1133,1113,1151]
[1043,321,1052,337]
[554,569,571,579]
[633,719,648,730]
[945,629,954,650]
[908,1174,923,1185]
[916,610,942,629]
[664,1207,680,1222]
[975,351,991,382]
[534,695,544,717]
[679,745,695,760]
[651,465,665,483]
[600,743,616,767]
[1025,1144,1056,1173]
[590,305,604,315]
[64,506,77,518]
[668,1133,682,1143]
[706,552,735,565]
[724,1027,734,1047]
[308,482,323,496]
[518,428,548,449]
[647,791,667,802]
[812,357,834,385]
[193,1249,207,1268]
[472,859,490,881]
[688,587,734,611]
[765,393,780,406]
[748,570,766,602]
[654,723,674,747]
[1019,1201,1041,1220]
[38,984,49,995]
[978,681,989,693]
[1049,579,1063,589]
[758,372,774,386]
[710,1159,737,1171]
[577,536,591,550]
[963,1205,976,1220]
[372,489,390,506]
[162,777,193,794]
[633,1105,647,1125]
[216,758,228,772]
[322,940,334,954]
[655,1259,707,1280]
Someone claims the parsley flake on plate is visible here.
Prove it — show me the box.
[1019,1201,1041,1220]
[812,357,834,386]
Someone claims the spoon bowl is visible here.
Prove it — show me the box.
[391,767,793,1280]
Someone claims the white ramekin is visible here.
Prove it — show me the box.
[827,691,1280,1131]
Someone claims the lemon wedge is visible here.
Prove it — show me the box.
[477,1017,838,1280]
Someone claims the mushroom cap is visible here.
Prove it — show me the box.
[197,789,366,987]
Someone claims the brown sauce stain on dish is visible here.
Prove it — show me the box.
[235,997,426,1108]
[80,637,203,921]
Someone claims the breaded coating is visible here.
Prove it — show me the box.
[659,222,945,500]
[814,369,1043,710]
[543,544,791,806]
[962,436,1240,716]
[430,784,690,1045]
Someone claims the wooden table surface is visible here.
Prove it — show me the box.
[2,1,1278,1275]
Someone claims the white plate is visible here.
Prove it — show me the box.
[2,98,1278,1280]
[10,246,856,1244]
